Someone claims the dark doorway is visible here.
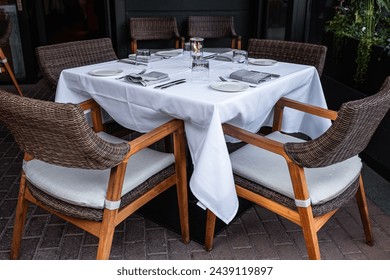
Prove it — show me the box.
[42,0,107,44]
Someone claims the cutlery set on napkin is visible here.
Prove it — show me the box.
[125,71,170,86]
[120,49,184,65]
[229,69,275,84]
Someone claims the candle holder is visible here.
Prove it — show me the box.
[190,37,204,60]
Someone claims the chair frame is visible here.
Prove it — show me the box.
[205,97,374,260]
[247,39,327,77]
[35,38,118,91]
[129,17,184,54]
[0,47,23,96]
[187,16,242,50]
[8,97,189,259]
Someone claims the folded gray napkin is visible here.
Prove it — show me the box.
[127,54,163,63]
[229,69,272,84]
[214,51,233,61]
[126,71,169,86]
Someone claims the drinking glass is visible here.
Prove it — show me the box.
[183,42,191,60]
[190,37,204,60]
[135,49,151,68]
[232,49,248,69]
[191,59,209,83]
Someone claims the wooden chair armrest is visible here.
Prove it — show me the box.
[78,99,104,132]
[223,123,288,159]
[125,119,184,160]
[273,97,338,131]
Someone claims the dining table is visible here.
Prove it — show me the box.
[55,50,331,225]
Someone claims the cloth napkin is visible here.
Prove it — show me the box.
[214,51,234,61]
[126,71,169,86]
[229,69,272,84]
[127,54,163,63]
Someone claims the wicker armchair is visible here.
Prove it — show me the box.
[0,90,189,260]
[247,38,327,77]
[187,16,241,49]
[205,76,390,260]
[129,17,184,54]
[36,38,118,91]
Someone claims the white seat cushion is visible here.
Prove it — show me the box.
[230,131,362,205]
[23,132,175,209]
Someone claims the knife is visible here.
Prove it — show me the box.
[160,80,187,89]
[204,53,217,59]
[154,79,186,89]
[117,59,148,66]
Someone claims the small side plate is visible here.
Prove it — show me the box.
[249,59,277,66]
[155,50,183,57]
[88,68,123,76]
[210,82,249,92]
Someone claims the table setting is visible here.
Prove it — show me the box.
[55,40,331,224]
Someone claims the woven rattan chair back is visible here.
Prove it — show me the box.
[248,38,327,76]
[129,17,183,53]
[285,76,390,167]
[0,90,129,169]
[188,16,241,49]
[36,38,118,90]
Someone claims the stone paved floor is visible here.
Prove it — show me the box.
[1,81,390,260]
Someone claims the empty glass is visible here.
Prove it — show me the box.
[190,37,204,60]
[232,49,248,69]
[183,42,191,60]
[135,49,151,68]
[191,59,209,83]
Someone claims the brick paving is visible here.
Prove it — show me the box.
[1,81,390,260]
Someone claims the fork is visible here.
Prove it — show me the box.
[116,69,146,80]
[219,76,256,88]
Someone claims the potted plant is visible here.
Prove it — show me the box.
[325,0,390,84]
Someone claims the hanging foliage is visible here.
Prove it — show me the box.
[326,0,390,83]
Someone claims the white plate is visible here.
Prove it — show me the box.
[249,59,277,66]
[88,68,123,76]
[155,50,183,57]
[210,82,249,92]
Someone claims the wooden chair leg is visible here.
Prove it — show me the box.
[10,174,29,259]
[176,181,190,244]
[96,210,117,260]
[173,124,189,243]
[355,176,374,245]
[298,207,321,260]
[0,48,23,96]
[205,209,216,251]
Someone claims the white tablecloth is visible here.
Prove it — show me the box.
[55,53,331,224]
